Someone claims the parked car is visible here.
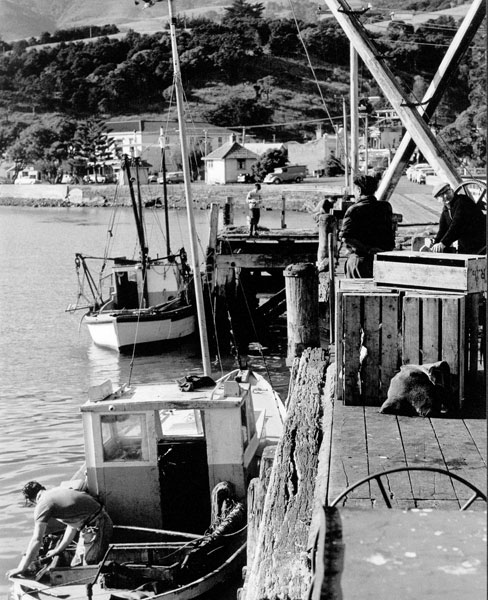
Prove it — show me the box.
[416,168,436,184]
[263,165,307,184]
[412,166,434,184]
[158,171,185,184]
[237,173,255,183]
[14,169,42,184]
[148,174,158,183]
[406,163,429,181]
[83,174,107,184]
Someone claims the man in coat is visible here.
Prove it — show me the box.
[431,182,486,254]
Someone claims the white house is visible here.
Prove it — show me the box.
[203,138,260,184]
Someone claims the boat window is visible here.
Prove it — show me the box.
[159,409,204,438]
[101,414,147,462]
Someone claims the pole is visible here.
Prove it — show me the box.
[168,0,211,376]
[161,148,171,256]
[342,98,349,190]
[350,45,359,181]
[364,113,369,175]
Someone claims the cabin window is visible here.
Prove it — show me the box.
[237,159,246,169]
[100,414,147,462]
[159,409,204,438]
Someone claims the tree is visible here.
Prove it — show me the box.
[70,118,114,181]
[251,147,288,181]
[223,0,265,22]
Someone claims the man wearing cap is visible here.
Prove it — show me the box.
[7,481,113,577]
[340,175,396,278]
[431,182,486,254]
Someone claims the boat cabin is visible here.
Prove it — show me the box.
[109,258,183,310]
[81,371,265,534]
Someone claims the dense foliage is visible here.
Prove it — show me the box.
[0,0,485,171]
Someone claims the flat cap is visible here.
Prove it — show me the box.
[432,182,451,197]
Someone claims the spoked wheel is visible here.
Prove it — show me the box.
[329,465,487,511]
[455,179,486,213]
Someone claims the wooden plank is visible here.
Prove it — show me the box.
[464,419,488,463]
[362,295,381,405]
[342,294,362,405]
[466,293,480,379]
[334,290,344,402]
[215,252,318,269]
[430,418,487,503]
[402,295,420,365]
[336,509,487,600]
[375,260,470,292]
[396,416,454,501]
[440,295,463,405]
[327,404,369,505]
[379,294,400,402]
[421,296,440,363]
[364,409,410,507]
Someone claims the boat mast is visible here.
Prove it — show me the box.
[168,0,211,375]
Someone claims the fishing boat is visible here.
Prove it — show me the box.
[9,369,285,600]
[69,154,195,352]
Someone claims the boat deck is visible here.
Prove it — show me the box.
[323,398,486,509]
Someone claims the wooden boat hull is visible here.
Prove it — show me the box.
[85,305,195,351]
[9,526,246,600]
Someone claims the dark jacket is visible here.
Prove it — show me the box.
[341,195,395,256]
[435,193,486,254]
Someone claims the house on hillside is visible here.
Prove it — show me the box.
[105,119,237,177]
[203,137,260,184]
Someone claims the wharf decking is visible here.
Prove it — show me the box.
[324,393,487,510]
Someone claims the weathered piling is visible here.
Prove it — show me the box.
[224,196,235,225]
[284,263,320,366]
[243,347,329,600]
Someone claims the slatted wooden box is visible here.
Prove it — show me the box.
[402,292,482,409]
[374,252,486,293]
[335,279,401,406]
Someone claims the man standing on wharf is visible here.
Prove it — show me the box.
[246,182,262,237]
[7,481,113,577]
[340,175,395,278]
[431,182,486,254]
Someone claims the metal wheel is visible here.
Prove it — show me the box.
[329,466,487,511]
[455,179,486,213]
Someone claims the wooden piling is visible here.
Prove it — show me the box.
[284,263,320,366]
[280,193,287,229]
[243,347,329,600]
[224,196,234,225]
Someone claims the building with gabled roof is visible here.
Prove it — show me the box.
[203,137,260,184]
[105,119,237,176]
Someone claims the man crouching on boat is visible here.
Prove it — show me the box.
[7,481,113,577]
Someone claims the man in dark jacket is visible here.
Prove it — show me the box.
[431,182,486,254]
[341,175,395,278]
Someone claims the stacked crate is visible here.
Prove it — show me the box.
[335,253,486,410]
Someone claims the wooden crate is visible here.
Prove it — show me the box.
[335,288,401,406]
[402,292,483,409]
[374,252,486,293]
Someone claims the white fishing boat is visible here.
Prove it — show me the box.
[9,370,285,600]
[69,155,195,352]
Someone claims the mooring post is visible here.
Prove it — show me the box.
[284,263,320,366]
[205,202,219,291]
[224,196,234,225]
[280,193,287,229]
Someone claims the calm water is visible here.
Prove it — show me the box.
[0,202,315,597]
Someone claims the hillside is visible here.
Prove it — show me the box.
[0,0,470,42]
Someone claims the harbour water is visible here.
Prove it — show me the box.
[0,202,315,598]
